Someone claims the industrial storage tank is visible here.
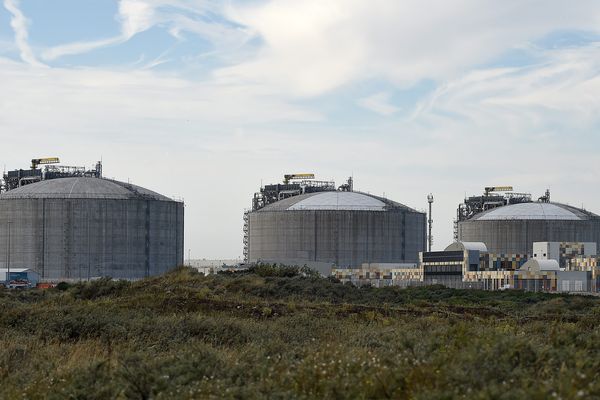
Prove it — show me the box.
[458,202,600,254]
[247,191,426,268]
[0,177,184,281]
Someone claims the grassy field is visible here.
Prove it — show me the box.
[1,265,599,399]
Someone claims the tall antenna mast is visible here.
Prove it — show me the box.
[427,194,434,252]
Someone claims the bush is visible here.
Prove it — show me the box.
[70,277,131,300]
[247,263,320,278]
[0,266,599,398]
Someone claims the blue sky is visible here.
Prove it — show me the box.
[1,0,600,258]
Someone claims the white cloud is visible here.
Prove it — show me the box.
[358,92,400,115]
[3,0,45,67]
[0,56,320,132]
[415,44,600,133]
[41,0,156,61]
[219,0,600,97]
[41,37,126,61]
[118,0,156,38]
[41,0,247,61]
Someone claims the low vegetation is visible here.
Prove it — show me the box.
[1,265,599,399]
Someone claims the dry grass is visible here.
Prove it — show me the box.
[0,265,599,399]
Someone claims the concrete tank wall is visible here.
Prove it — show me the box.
[458,219,600,255]
[0,198,184,280]
[248,209,426,267]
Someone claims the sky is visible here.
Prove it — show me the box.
[1,0,600,259]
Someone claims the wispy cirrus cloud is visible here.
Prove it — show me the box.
[40,0,247,62]
[414,43,600,133]
[358,92,400,116]
[41,36,125,61]
[3,0,45,67]
[41,0,156,61]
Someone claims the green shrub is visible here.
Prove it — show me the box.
[0,266,599,398]
[247,263,320,278]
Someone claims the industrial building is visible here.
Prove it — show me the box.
[332,263,422,288]
[569,256,600,292]
[419,242,528,290]
[334,240,600,293]
[456,187,600,255]
[0,158,184,281]
[244,174,426,269]
[533,242,597,266]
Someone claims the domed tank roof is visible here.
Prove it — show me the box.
[471,202,597,221]
[445,242,488,252]
[0,177,174,201]
[257,191,417,212]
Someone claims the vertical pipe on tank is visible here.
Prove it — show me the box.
[6,221,11,285]
[145,200,150,277]
[42,199,45,279]
[87,206,90,281]
[427,194,434,252]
